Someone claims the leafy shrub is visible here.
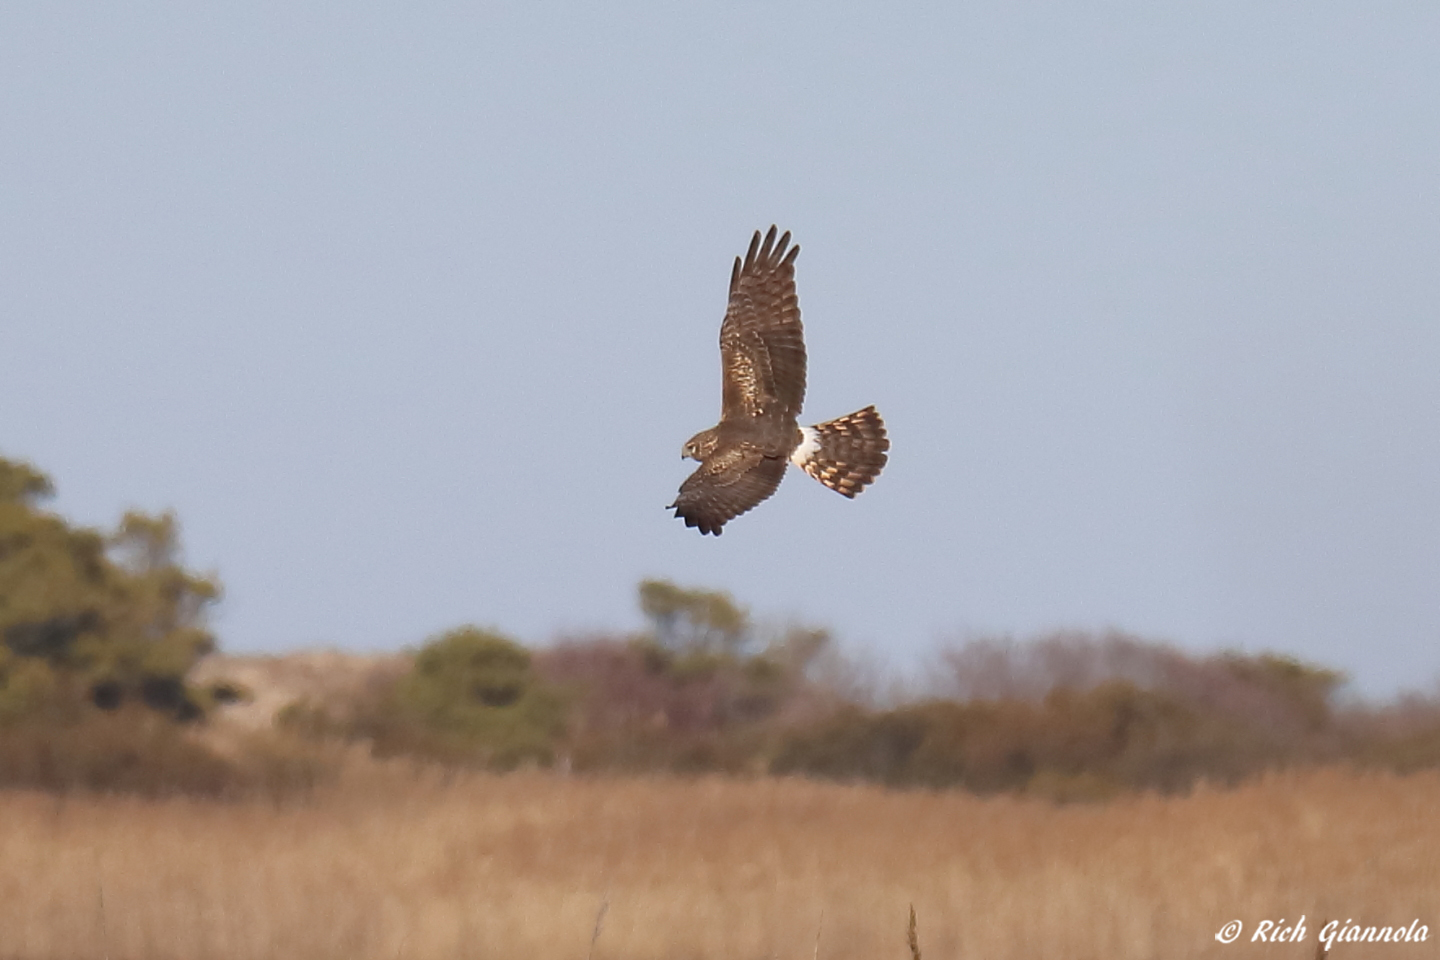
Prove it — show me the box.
[536,629,833,774]
[361,627,567,769]
[770,675,1345,799]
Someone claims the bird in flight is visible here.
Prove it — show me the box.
[670,226,889,535]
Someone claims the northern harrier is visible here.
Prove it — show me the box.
[670,226,889,535]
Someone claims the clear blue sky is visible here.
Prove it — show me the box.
[3,3,1437,696]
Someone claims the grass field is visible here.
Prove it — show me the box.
[0,763,1434,960]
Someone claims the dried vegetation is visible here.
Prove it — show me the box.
[0,763,1434,960]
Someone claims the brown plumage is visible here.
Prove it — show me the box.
[669,227,889,535]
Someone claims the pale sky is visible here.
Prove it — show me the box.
[3,3,1437,696]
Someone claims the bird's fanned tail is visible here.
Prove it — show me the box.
[791,405,889,498]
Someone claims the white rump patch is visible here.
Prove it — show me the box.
[789,426,821,468]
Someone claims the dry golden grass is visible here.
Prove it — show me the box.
[0,763,1434,960]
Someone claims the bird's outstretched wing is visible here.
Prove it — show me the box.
[669,447,788,536]
[719,226,806,428]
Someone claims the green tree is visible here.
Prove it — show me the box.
[638,578,750,655]
[0,455,219,720]
[382,626,567,768]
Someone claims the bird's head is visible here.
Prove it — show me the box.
[681,428,720,461]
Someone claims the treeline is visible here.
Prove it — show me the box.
[4,451,1440,799]
[286,617,1440,802]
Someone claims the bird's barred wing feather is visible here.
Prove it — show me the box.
[719,226,805,426]
[668,446,788,536]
